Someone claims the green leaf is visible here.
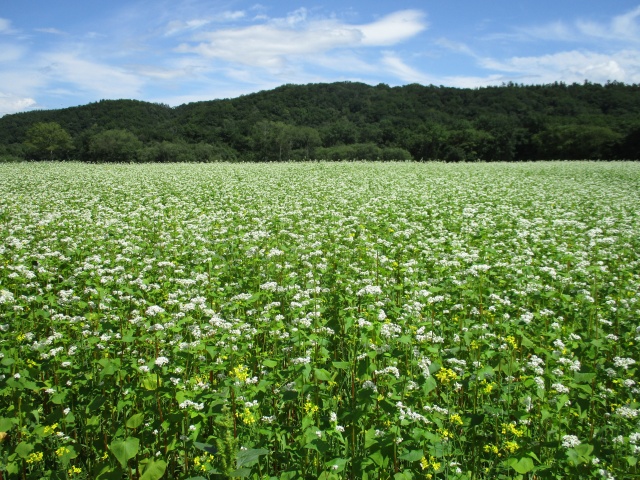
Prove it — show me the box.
[508,456,534,474]
[126,413,144,429]
[236,448,269,467]
[263,359,278,368]
[369,450,385,467]
[229,467,252,477]
[574,444,593,457]
[332,361,351,369]
[399,450,424,462]
[87,395,108,412]
[15,441,34,458]
[394,472,413,480]
[573,372,596,383]
[110,437,140,468]
[325,458,349,473]
[0,417,16,432]
[194,442,217,454]
[423,376,437,394]
[140,459,167,480]
[142,374,160,390]
[364,428,378,448]
[314,368,332,381]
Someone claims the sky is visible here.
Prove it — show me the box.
[2,1,640,116]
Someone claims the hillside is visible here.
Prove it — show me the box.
[1,81,640,161]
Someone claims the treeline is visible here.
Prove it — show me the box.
[1,81,640,162]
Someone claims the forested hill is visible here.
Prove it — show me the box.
[2,81,640,162]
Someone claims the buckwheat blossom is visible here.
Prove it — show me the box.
[145,305,165,317]
[356,285,382,296]
[155,356,170,367]
[613,357,636,370]
[615,406,638,419]
[552,383,570,394]
[561,435,581,448]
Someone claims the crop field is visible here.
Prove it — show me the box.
[0,161,639,480]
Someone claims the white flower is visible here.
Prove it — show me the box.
[552,383,570,394]
[145,305,165,317]
[13,373,20,379]
[155,356,170,367]
[561,435,581,448]
[613,357,636,370]
[356,285,382,297]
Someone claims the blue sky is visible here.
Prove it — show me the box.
[1,1,640,116]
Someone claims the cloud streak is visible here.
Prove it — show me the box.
[177,9,427,70]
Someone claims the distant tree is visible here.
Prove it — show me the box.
[291,126,322,159]
[533,124,622,159]
[24,122,74,160]
[251,121,294,161]
[88,129,143,162]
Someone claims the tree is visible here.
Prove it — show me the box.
[88,129,143,162]
[24,122,74,160]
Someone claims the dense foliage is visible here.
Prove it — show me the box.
[1,161,639,479]
[1,81,640,162]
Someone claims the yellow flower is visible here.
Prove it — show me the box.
[56,446,70,457]
[504,440,519,453]
[231,365,249,382]
[239,407,256,425]
[505,335,517,349]
[435,368,458,385]
[483,444,499,455]
[501,422,525,437]
[481,380,495,394]
[420,457,429,470]
[44,423,59,435]
[304,402,319,415]
[26,452,44,464]
[450,414,463,425]
[68,466,82,476]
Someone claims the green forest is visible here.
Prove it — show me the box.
[1,81,639,162]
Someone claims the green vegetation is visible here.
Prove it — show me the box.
[1,161,639,479]
[1,81,640,162]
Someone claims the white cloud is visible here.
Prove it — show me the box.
[357,10,426,46]
[577,5,640,42]
[0,18,14,34]
[41,52,144,98]
[381,52,432,84]
[164,10,246,36]
[0,93,36,117]
[177,9,427,71]
[0,43,26,62]
[480,49,640,84]
[35,27,66,35]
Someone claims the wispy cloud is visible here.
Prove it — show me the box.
[40,51,145,98]
[480,49,640,84]
[164,10,246,36]
[577,5,640,43]
[176,9,427,71]
[35,27,66,35]
[381,52,432,84]
[0,93,36,116]
[0,17,17,34]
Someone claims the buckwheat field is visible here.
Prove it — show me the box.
[0,161,638,480]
